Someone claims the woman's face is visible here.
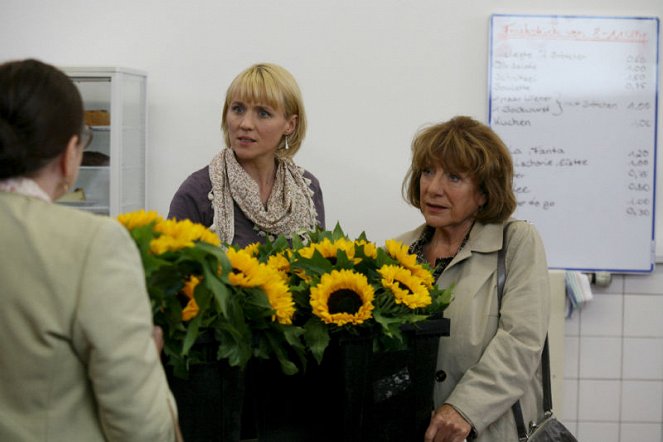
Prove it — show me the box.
[419,162,486,231]
[226,97,296,164]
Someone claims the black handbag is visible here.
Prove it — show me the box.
[497,223,578,442]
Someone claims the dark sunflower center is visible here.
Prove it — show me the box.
[394,279,412,293]
[327,289,363,314]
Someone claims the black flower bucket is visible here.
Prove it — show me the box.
[252,332,373,442]
[164,340,244,442]
[363,317,450,441]
[251,317,449,442]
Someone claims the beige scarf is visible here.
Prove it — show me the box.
[208,148,318,244]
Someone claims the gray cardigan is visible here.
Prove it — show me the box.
[168,165,325,247]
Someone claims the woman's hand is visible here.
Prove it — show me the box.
[152,326,164,353]
[424,404,472,442]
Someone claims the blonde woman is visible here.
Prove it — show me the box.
[169,63,325,247]
[167,63,325,441]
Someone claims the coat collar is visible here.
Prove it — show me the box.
[398,220,512,268]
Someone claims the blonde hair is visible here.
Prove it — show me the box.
[402,116,516,223]
[221,63,307,158]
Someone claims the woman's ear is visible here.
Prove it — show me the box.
[285,114,298,135]
[60,134,82,185]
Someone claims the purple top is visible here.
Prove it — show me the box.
[168,165,326,247]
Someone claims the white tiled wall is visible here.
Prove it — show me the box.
[561,267,663,441]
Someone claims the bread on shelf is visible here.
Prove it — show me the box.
[84,110,110,126]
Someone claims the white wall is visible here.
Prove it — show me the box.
[2,1,662,440]
[2,0,661,245]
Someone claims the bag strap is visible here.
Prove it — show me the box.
[497,222,553,441]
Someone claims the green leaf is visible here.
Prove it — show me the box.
[202,265,233,318]
[303,318,330,364]
[181,314,202,356]
[373,310,404,338]
[215,321,252,368]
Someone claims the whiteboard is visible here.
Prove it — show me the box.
[488,14,659,273]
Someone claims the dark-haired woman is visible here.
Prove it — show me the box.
[0,59,181,441]
[395,116,551,442]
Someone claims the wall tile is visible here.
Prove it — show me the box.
[622,337,663,380]
[559,269,663,440]
[578,379,621,421]
[623,295,663,337]
[565,308,580,336]
[579,337,622,379]
[624,267,663,294]
[620,380,663,422]
[562,378,578,421]
[579,294,623,337]
[576,422,619,442]
[620,422,662,440]
[565,336,580,378]
[563,420,578,438]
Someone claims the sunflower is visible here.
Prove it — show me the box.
[378,265,432,309]
[151,218,220,254]
[310,269,374,326]
[298,238,360,264]
[226,247,264,287]
[242,242,260,257]
[259,265,296,325]
[180,275,201,321]
[267,253,291,282]
[384,239,435,288]
[117,209,163,230]
[355,239,378,259]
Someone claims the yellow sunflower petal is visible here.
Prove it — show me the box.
[181,275,201,321]
[384,239,435,288]
[242,242,260,257]
[117,209,163,231]
[267,254,291,282]
[378,265,432,309]
[227,248,264,287]
[182,298,199,321]
[259,264,296,325]
[355,239,378,259]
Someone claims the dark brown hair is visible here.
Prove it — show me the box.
[402,116,516,223]
[0,59,83,179]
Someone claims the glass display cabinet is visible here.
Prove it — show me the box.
[57,67,147,216]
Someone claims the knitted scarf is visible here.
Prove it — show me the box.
[208,148,318,244]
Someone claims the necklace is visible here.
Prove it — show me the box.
[409,224,473,281]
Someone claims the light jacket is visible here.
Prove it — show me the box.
[0,192,178,441]
[397,220,550,441]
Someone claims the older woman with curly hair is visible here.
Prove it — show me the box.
[396,116,551,442]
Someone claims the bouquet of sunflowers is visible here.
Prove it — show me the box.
[117,210,306,378]
[117,210,452,379]
[252,224,453,364]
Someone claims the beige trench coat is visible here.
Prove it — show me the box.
[397,220,550,441]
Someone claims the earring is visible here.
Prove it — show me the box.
[284,135,289,150]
